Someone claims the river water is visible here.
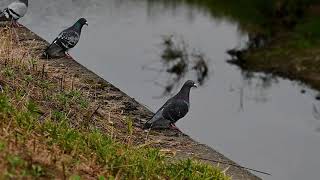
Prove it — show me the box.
[1,0,320,179]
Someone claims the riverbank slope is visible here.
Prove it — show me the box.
[0,22,260,179]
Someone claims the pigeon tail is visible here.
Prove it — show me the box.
[143,114,171,130]
[143,109,163,129]
[143,122,152,129]
[0,9,9,21]
[42,43,65,59]
[0,15,6,21]
[143,120,171,129]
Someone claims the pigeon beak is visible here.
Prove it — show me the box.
[85,22,88,26]
[193,83,198,88]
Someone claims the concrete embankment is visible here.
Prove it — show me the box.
[0,21,261,180]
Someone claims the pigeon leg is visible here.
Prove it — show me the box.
[170,123,182,133]
[10,20,15,27]
[16,22,23,28]
[65,52,73,59]
[11,20,23,28]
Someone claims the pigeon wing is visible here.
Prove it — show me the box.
[56,29,80,50]
[143,108,172,129]
[162,99,189,123]
[143,99,174,129]
[43,41,65,58]
[7,2,27,20]
[0,10,6,20]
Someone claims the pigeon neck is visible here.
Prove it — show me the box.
[175,85,191,102]
[73,23,84,32]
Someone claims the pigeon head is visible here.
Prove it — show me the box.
[174,80,197,101]
[77,18,88,26]
[183,80,198,89]
[73,18,88,30]
[19,0,28,6]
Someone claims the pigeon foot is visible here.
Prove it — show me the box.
[65,52,73,59]
[170,123,182,133]
[11,20,23,28]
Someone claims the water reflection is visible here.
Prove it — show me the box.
[242,72,279,91]
[192,53,209,85]
[143,35,209,96]
[146,0,198,23]
[229,71,280,111]
[311,104,320,133]
[312,104,320,120]
[240,69,320,133]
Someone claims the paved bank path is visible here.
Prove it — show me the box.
[0,22,261,180]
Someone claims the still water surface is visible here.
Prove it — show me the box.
[2,0,320,179]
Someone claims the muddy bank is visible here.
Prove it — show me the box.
[226,2,320,92]
[228,30,320,93]
[0,22,260,179]
[229,45,320,91]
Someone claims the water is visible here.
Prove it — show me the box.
[2,0,320,179]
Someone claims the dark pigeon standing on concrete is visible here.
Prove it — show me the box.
[0,0,28,26]
[43,18,88,59]
[143,80,197,131]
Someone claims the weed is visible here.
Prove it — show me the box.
[31,164,45,177]
[0,140,6,151]
[126,116,133,136]
[69,175,81,180]
[2,67,15,77]
[52,110,67,122]
[24,74,34,83]
[98,175,106,180]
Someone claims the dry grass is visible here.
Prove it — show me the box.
[0,25,110,179]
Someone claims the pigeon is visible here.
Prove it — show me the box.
[0,0,28,26]
[43,18,88,59]
[143,80,197,131]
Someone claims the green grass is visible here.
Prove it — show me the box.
[294,16,320,45]
[2,152,45,179]
[55,90,89,109]
[0,92,229,179]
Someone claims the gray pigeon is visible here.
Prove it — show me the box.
[43,18,88,59]
[143,80,197,131]
[0,0,28,26]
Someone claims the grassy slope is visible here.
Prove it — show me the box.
[0,27,229,179]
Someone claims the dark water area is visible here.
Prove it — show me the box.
[2,0,320,179]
